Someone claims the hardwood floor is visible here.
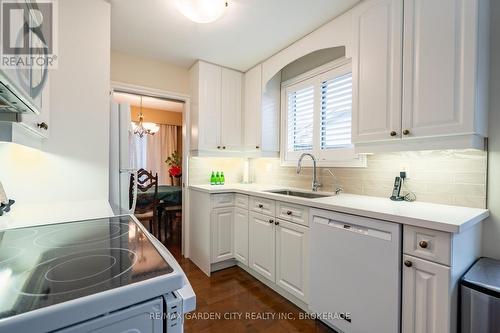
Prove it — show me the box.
[159,215,336,333]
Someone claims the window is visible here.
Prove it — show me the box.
[282,59,365,167]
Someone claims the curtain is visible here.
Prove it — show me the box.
[146,124,178,184]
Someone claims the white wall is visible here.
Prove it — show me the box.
[111,51,190,95]
[483,0,500,259]
[0,0,110,204]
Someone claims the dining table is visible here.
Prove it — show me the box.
[137,185,182,206]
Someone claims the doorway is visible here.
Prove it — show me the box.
[110,83,190,259]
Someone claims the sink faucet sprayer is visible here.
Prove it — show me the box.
[296,153,322,192]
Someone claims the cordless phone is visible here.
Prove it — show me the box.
[390,177,404,201]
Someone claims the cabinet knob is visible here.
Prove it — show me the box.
[37,122,48,130]
[217,146,221,149]
[258,204,264,208]
[269,219,274,224]
[390,131,397,137]
[419,240,428,249]
[256,146,260,149]
[403,129,411,136]
[275,221,280,226]
[286,211,292,215]
[222,146,226,150]
[404,260,413,268]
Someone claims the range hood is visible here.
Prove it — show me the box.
[0,72,39,115]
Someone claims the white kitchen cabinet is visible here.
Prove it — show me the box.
[402,255,450,333]
[234,207,249,265]
[221,68,243,149]
[275,219,308,302]
[248,211,275,282]
[353,0,489,152]
[211,207,234,263]
[401,0,488,140]
[351,0,402,143]
[189,61,221,151]
[242,64,280,156]
[243,64,262,150]
[401,223,482,333]
[189,61,243,154]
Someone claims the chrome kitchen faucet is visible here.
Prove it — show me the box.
[296,153,322,192]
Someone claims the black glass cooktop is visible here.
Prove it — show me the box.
[0,216,173,320]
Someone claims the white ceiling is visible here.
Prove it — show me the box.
[111,0,361,72]
[113,92,184,112]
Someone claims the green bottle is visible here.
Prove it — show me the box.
[220,172,225,185]
[210,171,216,185]
[215,172,221,185]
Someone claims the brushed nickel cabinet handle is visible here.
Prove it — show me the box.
[419,240,428,249]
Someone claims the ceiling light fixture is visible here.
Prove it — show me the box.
[176,0,228,24]
[132,96,159,138]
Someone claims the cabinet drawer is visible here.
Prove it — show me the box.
[249,196,275,217]
[211,193,234,208]
[403,226,451,266]
[276,201,309,226]
[235,194,249,209]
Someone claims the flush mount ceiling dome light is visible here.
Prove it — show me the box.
[176,0,228,24]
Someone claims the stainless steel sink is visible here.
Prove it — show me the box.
[265,190,332,199]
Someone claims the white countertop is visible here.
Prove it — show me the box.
[190,184,489,233]
[0,199,114,230]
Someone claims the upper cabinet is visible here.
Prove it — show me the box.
[352,0,489,153]
[189,61,242,154]
[352,0,403,144]
[243,64,280,156]
[243,65,262,151]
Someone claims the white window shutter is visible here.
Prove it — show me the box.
[287,85,314,152]
[320,72,352,150]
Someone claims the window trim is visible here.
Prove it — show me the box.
[280,57,367,168]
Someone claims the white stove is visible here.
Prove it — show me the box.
[0,215,195,333]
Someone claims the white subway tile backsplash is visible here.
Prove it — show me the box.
[188,150,487,209]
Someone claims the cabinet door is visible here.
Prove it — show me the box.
[243,64,262,150]
[21,76,50,138]
[234,207,249,265]
[221,68,242,150]
[402,0,477,138]
[248,212,275,282]
[402,255,450,333]
[275,219,308,302]
[211,207,234,263]
[352,0,403,143]
[198,61,222,150]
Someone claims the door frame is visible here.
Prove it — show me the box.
[110,81,191,257]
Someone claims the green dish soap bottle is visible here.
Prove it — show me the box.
[220,172,225,185]
[215,172,221,185]
[210,171,216,185]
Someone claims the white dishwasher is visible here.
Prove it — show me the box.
[309,209,401,333]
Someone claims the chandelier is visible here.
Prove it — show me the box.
[131,96,159,138]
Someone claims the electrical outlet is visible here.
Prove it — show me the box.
[399,163,410,179]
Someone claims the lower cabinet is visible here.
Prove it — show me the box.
[211,207,234,263]
[234,207,249,265]
[275,219,309,302]
[248,211,276,282]
[402,254,450,333]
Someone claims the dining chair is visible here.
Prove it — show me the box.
[130,168,159,237]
